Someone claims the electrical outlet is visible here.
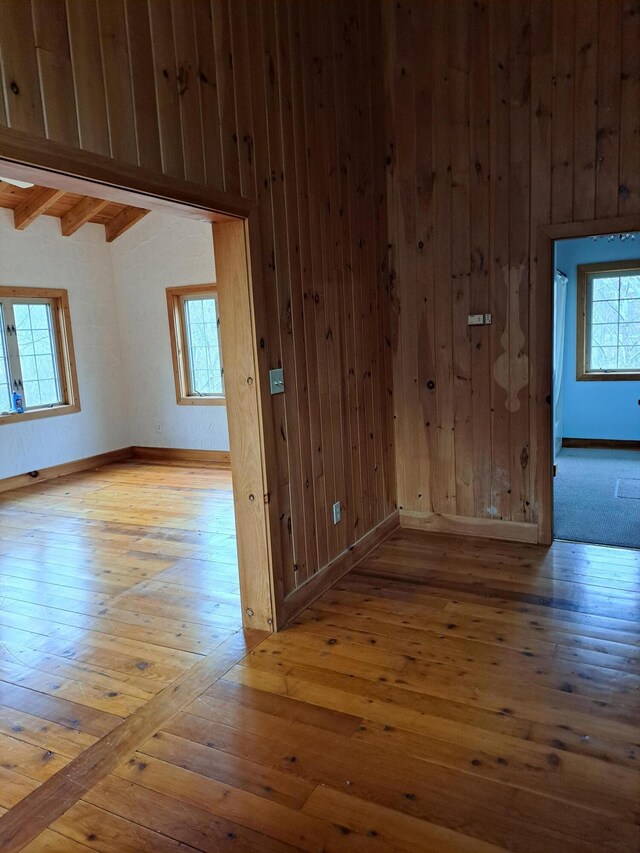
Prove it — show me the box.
[155,422,162,433]
[332,501,342,524]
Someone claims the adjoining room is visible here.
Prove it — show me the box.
[0,176,245,794]
[553,232,640,548]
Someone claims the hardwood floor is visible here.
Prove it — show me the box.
[0,462,244,820]
[1,466,639,852]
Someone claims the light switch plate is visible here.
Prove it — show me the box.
[332,501,341,524]
[269,368,285,394]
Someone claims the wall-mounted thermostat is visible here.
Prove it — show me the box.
[468,313,492,326]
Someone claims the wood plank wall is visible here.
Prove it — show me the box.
[384,0,640,540]
[0,0,395,616]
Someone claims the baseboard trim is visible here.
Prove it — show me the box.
[0,445,232,494]
[282,511,400,624]
[399,510,539,544]
[131,446,231,466]
[562,437,640,450]
[0,447,133,494]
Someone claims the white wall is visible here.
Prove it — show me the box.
[110,213,229,451]
[1,209,228,480]
[0,211,128,478]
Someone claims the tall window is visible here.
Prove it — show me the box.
[166,285,225,404]
[577,261,640,380]
[0,287,80,424]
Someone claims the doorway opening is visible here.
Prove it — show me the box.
[551,229,640,548]
[0,150,275,634]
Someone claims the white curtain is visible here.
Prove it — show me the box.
[553,269,568,461]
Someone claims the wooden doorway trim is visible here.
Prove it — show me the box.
[0,126,277,632]
[536,214,640,545]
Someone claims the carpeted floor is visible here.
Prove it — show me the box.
[554,448,640,548]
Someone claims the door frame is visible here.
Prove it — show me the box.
[0,125,278,631]
[536,213,640,545]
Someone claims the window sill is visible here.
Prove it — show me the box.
[0,403,81,425]
[176,396,226,406]
[577,371,640,382]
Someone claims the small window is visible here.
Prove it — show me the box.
[0,287,80,424]
[166,284,225,405]
[577,261,640,381]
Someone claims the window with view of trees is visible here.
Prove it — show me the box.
[577,261,640,380]
[166,284,225,405]
[0,287,80,423]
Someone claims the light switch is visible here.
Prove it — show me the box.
[269,368,285,394]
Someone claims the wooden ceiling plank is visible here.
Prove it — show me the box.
[61,195,110,237]
[14,186,66,230]
[105,206,150,242]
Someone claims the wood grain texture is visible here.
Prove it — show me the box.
[0,459,252,850]
[4,523,638,852]
[0,180,147,241]
[385,0,640,542]
[0,0,393,601]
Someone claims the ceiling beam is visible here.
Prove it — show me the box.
[61,196,110,237]
[14,186,66,230]
[105,206,150,242]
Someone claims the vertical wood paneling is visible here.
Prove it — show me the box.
[488,0,511,522]
[211,0,240,196]
[333,1,361,540]
[97,0,138,165]
[619,0,640,215]
[193,0,224,191]
[170,0,205,184]
[595,0,622,219]
[551,0,574,223]
[387,0,640,538]
[529,0,553,526]
[507,0,531,523]
[468,0,491,520]
[450,3,473,518]
[288,0,327,570]
[66,0,111,157]
[431,0,456,516]
[148,0,184,179]
[572,0,598,222]
[125,0,162,174]
[0,0,394,615]
[0,0,45,136]
[32,0,79,147]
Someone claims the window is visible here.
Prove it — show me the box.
[0,287,80,424]
[577,261,640,380]
[166,284,225,405]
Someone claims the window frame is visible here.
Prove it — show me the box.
[166,283,225,406]
[0,286,80,425]
[576,259,640,381]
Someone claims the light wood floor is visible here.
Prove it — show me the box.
[1,462,639,852]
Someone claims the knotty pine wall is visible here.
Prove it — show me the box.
[384,0,640,539]
[0,1,395,606]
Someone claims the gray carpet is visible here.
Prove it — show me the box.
[554,448,640,548]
